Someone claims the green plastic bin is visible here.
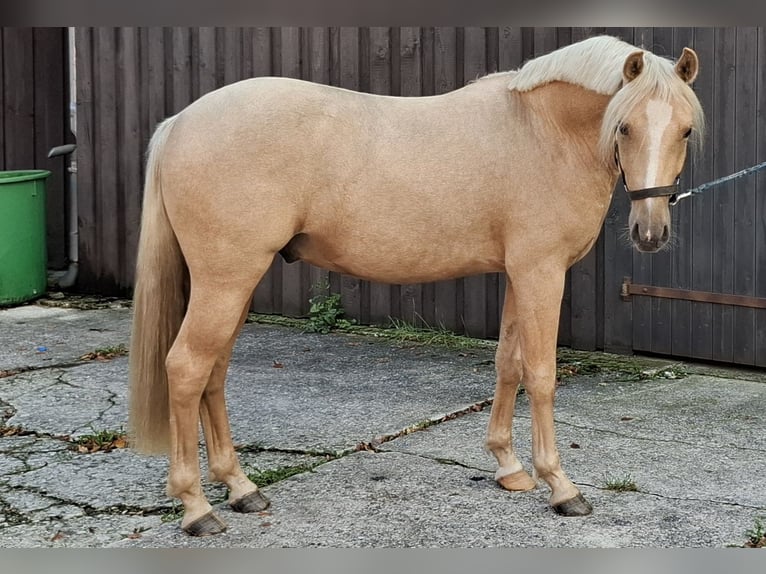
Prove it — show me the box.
[0,170,51,306]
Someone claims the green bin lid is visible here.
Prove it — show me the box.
[0,170,52,184]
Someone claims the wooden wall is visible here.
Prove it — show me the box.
[71,27,766,366]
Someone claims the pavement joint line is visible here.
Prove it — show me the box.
[575,480,766,511]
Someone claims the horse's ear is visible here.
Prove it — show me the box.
[623,51,644,83]
[675,47,699,84]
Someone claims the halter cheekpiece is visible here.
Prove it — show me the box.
[614,142,681,205]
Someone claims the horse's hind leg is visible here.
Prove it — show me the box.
[165,274,266,536]
[199,301,270,514]
[509,262,592,516]
[486,277,536,491]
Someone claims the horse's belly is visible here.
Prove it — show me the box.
[280,232,504,284]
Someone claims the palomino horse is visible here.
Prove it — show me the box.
[129,35,704,536]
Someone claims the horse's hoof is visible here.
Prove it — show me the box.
[496,470,537,492]
[182,511,228,537]
[230,490,271,514]
[552,493,593,516]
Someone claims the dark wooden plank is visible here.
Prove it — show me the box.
[669,27,695,360]
[33,27,67,269]
[601,28,635,354]
[431,27,459,332]
[631,27,654,353]
[170,27,192,113]
[648,27,675,356]
[711,27,737,363]
[251,27,279,313]
[460,27,488,338]
[570,250,598,351]
[304,27,334,319]
[337,26,365,324]
[498,26,523,71]
[367,27,394,326]
[251,27,272,76]
[118,27,142,289]
[755,27,766,367]
[279,26,307,318]
[197,27,217,96]
[533,27,557,57]
[146,27,166,131]
[223,27,242,85]
[398,26,423,326]
[419,27,437,329]
[732,27,758,365]
[690,26,716,361]
[3,28,35,169]
[73,27,98,290]
[95,28,121,290]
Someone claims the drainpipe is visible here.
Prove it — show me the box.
[48,27,78,289]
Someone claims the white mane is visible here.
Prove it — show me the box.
[507,36,642,95]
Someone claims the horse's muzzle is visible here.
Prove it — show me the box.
[631,223,670,252]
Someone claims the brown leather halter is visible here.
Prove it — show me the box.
[614,142,681,204]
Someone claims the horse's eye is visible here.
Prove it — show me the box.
[619,123,630,136]
[683,127,692,139]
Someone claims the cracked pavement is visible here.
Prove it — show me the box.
[0,301,764,547]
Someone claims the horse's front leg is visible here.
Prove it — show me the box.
[486,276,536,491]
[509,262,592,516]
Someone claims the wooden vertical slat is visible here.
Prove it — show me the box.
[198,27,217,96]
[711,27,737,363]
[669,27,695,360]
[338,27,364,324]
[3,28,35,169]
[223,27,242,85]
[732,27,758,365]
[367,26,394,326]
[461,27,488,338]
[97,28,121,290]
[431,27,459,332]
[398,26,423,326]
[279,27,307,318]
[755,27,766,367]
[630,27,654,354]
[306,27,334,319]
[170,27,192,114]
[118,27,142,289]
[648,27,674,356]
[250,27,278,313]
[74,28,97,290]
[690,26,716,361]
[33,28,67,269]
[601,27,636,354]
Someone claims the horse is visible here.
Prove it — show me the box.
[128,35,704,536]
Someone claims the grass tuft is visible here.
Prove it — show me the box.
[602,473,638,492]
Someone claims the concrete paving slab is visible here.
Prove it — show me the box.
[0,305,131,371]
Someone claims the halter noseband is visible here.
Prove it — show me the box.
[614,143,681,205]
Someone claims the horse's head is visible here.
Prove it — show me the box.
[605,46,704,253]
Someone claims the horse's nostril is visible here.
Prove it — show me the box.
[661,225,669,243]
[631,223,640,243]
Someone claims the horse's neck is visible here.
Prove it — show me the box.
[519,82,612,153]
[515,82,619,199]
